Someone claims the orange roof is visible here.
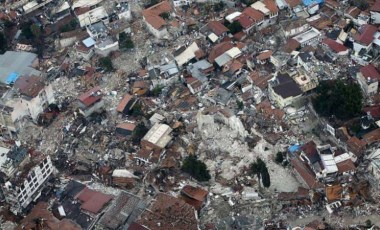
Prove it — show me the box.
[256,50,273,60]
[181,185,208,201]
[336,159,356,173]
[117,94,134,113]
[242,7,264,22]
[325,185,343,202]
[116,123,136,131]
[263,0,279,13]
[285,0,302,8]
[208,42,234,62]
[142,1,172,30]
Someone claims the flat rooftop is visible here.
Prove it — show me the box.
[293,27,321,44]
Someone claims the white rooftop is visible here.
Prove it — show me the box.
[251,1,270,15]
[208,33,219,43]
[293,27,321,44]
[320,154,338,174]
[334,153,351,164]
[78,6,108,28]
[142,123,172,148]
[225,12,242,23]
[174,42,200,66]
[226,47,242,58]
[72,0,103,9]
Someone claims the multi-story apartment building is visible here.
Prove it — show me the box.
[2,155,54,214]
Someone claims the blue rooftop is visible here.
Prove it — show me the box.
[288,144,301,153]
[303,0,323,6]
[5,72,20,85]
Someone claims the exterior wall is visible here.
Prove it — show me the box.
[59,37,77,48]
[268,85,303,109]
[368,161,380,180]
[24,85,55,122]
[143,17,169,38]
[283,24,310,38]
[371,11,380,24]
[357,73,378,95]
[353,42,371,53]
[173,0,191,7]
[79,100,105,117]
[95,41,119,57]
[77,49,94,61]
[3,156,53,214]
[118,10,131,21]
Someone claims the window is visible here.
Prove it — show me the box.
[43,158,48,164]
[39,162,43,169]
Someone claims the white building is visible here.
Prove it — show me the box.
[116,1,132,21]
[141,123,173,149]
[6,75,55,123]
[2,156,54,214]
[292,27,322,47]
[78,6,109,28]
[173,0,191,7]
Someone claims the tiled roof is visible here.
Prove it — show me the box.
[207,21,229,36]
[242,7,264,22]
[142,1,172,30]
[322,38,348,53]
[360,64,380,80]
[371,0,380,12]
[14,75,45,98]
[78,86,102,107]
[354,24,377,46]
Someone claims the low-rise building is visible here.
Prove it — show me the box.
[142,1,172,39]
[357,64,380,95]
[268,73,303,109]
[292,27,322,47]
[77,87,104,117]
[141,123,172,150]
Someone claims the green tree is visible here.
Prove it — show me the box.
[30,24,41,39]
[365,219,372,228]
[182,155,211,182]
[160,12,170,20]
[21,22,34,39]
[225,21,243,34]
[119,32,134,50]
[151,85,163,97]
[250,158,270,188]
[131,123,148,144]
[313,80,363,120]
[237,100,244,110]
[0,32,7,54]
[99,56,114,72]
[275,152,284,164]
[130,103,143,117]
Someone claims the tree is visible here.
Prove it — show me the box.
[131,123,148,145]
[30,24,41,39]
[182,155,211,182]
[160,12,170,20]
[261,168,271,188]
[151,85,163,97]
[119,32,134,50]
[21,22,34,39]
[130,103,143,117]
[313,80,363,120]
[237,100,244,110]
[365,219,372,228]
[225,21,243,34]
[250,158,270,188]
[0,32,7,54]
[98,56,114,72]
[275,152,284,164]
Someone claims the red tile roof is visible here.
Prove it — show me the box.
[360,64,380,80]
[336,159,356,173]
[78,86,102,107]
[242,7,264,22]
[283,38,300,53]
[345,6,361,18]
[181,185,208,201]
[354,24,377,46]
[346,136,366,157]
[14,75,45,98]
[285,0,302,8]
[322,38,348,53]
[76,187,113,214]
[256,50,273,60]
[117,94,134,113]
[208,42,234,62]
[371,0,380,12]
[116,123,136,131]
[263,0,279,13]
[207,21,229,36]
[364,105,380,118]
[142,1,172,30]
[290,156,323,189]
[237,15,254,29]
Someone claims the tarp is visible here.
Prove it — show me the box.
[5,72,19,84]
[303,0,323,6]
[288,144,301,153]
